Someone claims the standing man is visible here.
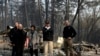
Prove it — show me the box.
[9,22,19,56]
[63,20,76,56]
[42,20,54,56]
[16,24,27,56]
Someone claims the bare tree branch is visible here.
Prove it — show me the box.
[71,0,84,26]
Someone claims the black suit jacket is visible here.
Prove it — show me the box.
[42,27,54,41]
[63,26,76,38]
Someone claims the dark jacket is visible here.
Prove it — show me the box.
[9,27,26,46]
[9,27,18,44]
[17,29,27,46]
[42,27,54,41]
[63,26,76,38]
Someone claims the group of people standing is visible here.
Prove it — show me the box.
[7,20,76,56]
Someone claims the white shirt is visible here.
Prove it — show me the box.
[45,26,51,30]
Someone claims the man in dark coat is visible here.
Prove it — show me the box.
[9,22,26,56]
[9,22,19,56]
[63,20,76,56]
[42,20,54,56]
[16,24,26,56]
